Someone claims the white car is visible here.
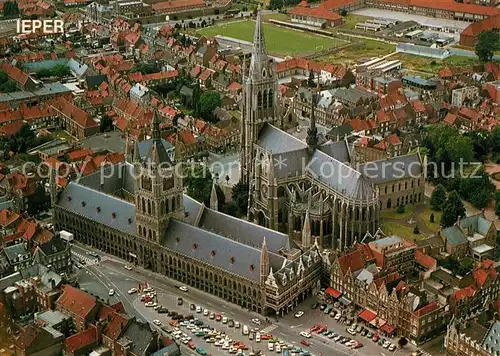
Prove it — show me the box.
[145,301,155,307]
[153,320,161,326]
[127,288,137,294]
[334,313,341,320]
[383,341,391,348]
[196,306,202,313]
[251,318,261,325]
[294,311,304,318]
[300,331,311,338]
[255,333,261,343]
[203,309,209,316]
[222,317,228,324]
[235,322,240,328]
[275,343,281,353]
[108,289,115,296]
[179,286,188,292]
[268,342,274,351]
[389,344,397,351]
[124,265,133,270]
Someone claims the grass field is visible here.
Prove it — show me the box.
[393,53,478,75]
[341,14,373,30]
[381,205,414,220]
[382,221,427,241]
[318,39,395,64]
[197,20,346,56]
[263,13,289,22]
[420,208,441,233]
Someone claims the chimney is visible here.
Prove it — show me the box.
[50,278,56,290]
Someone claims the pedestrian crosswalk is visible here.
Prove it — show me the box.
[259,324,278,334]
[72,251,99,266]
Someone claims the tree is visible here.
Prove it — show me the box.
[185,165,213,205]
[413,225,420,234]
[231,181,249,217]
[3,1,19,17]
[269,0,283,9]
[340,9,347,16]
[197,91,221,123]
[100,115,113,132]
[398,337,408,348]
[440,191,466,228]
[27,184,50,215]
[308,70,315,87]
[396,205,405,214]
[475,29,500,62]
[430,184,447,211]
[430,212,435,223]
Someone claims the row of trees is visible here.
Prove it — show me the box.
[430,185,466,228]
[0,124,53,158]
[423,124,497,209]
[475,29,500,62]
[36,64,70,79]
[2,1,19,17]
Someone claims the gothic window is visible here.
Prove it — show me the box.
[176,195,181,209]
[262,68,266,78]
[148,200,151,214]
[385,186,387,194]
[163,177,174,191]
[152,203,156,215]
[398,183,401,191]
[141,197,145,212]
[405,182,408,190]
[268,89,273,107]
[142,176,152,191]
[411,180,414,188]
[387,199,392,209]
[161,201,165,214]
[257,91,263,109]
[392,184,395,192]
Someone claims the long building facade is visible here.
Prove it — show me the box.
[52,12,322,317]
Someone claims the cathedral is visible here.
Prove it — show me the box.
[240,13,425,251]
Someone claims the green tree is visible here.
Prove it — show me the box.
[3,1,19,17]
[430,184,447,211]
[308,71,315,87]
[340,9,347,16]
[197,91,221,123]
[27,184,50,215]
[490,126,500,153]
[231,181,249,217]
[475,29,500,62]
[440,191,466,228]
[52,64,70,78]
[185,165,213,205]
[100,115,113,132]
[36,68,53,78]
[269,0,283,9]
[458,167,494,209]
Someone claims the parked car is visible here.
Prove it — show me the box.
[179,286,188,292]
[300,339,310,346]
[300,331,311,338]
[389,344,396,351]
[294,311,304,318]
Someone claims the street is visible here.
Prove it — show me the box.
[71,243,418,356]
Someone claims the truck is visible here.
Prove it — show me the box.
[60,230,74,242]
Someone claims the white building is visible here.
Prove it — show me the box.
[451,86,479,107]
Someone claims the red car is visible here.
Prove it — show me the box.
[316,326,327,334]
[352,342,363,349]
[301,339,310,346]
[372,334,379,342]
[188,342,196,350]
[215,314,222,321]
[261,334,272,340]
[310,325,320,332]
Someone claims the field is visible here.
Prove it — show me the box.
[341,14,373,30]
[197,20,346,56]
[382,221,427,241]
[393,53,478,75]
[318,39,395,64]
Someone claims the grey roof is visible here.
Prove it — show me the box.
[36,310,69,326]
[318,140,350,163]
[23,59,68,72]
[57,182,136,235]
[76,162,136,197]
[370,235,404,249]
[483,321,500,355]
[180,85,193,97]
[273,148,309,179]
[0,83,71,103]
[358,153,422,184]
[307,150,374,200]
[257,123,307,154]
[138,138,174,162]
[327,123,353,138]
[144,139,174,167]
[3,243,30,263]
[441,225,468,246]
[150,344,180,356]
[67,58,89,77]
[332,87,376,105]
[459,213,492,235]
[163,220,284,281]
[118,319,155,355]
[0,199,12,211]
[0,271,22,292]
[86,75,108,90]
[402,75,437,87]
[356,268,374,285]
[199,207,291,253]
[183,195,203,225]
[38,235,68,256]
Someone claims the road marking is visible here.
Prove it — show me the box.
[290,324,302,328]
[259,324,278,334]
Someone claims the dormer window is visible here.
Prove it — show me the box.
[81,201,86,207]
[192,243,198,249]
[210,250,215,257]
[249,264,254,271]
[229,257,235,264]
[96,207,101,213]
[128,218,132,224]
[112,212,116,218]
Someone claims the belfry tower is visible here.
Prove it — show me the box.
[240,9,280,185]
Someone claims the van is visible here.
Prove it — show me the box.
[243,325,249,335]
[255,333,261,343]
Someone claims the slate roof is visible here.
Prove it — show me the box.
[199,207,291,253]
[3,243,30,263]
[117,319,155,355]
[442,225,468,245]
[257,123,307,154]
[483,321,500,355]
[144,138,174,167]
[163,220,284,281]
[76,162,136,196]
[57,182,136,235]
[459,213,492,235]
[358,153,422,184]
[318,140,350,163]
[38,235,68,256]
[138,138,174,162]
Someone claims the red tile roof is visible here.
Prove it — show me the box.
[67,148,94,162]
[57,285,97,320]
[179,129,197,145]
[65,326,98,354]
[0,62,29,87]
[0,209,20,227]
[462,14,500,37]
[289,6,342,21]
[414,301,439,317]
[443,113,457,125]
[415,249,436,269]
[337,249,365,274]
[48,98,98,129]
[97,305,130,341]
[152,0,205,11]
[455,285,476,301]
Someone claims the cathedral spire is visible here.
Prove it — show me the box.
[152,110,161,140]
[249,9,268,78]
[302,209,311,248]
[260,236,269,283]
[210,179,218,211]
[133,139,141,162]
[306,93,318,152]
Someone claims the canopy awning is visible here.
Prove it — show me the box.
[380,324,395,334]
[370,317,386,328]
[359,308,377,322]
[325,287,342,299]
[339,296,351,306]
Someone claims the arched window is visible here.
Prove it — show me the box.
[268,89,273,107]
[257,92,262,109]
[263,89,268,109]
[147,200,151,214]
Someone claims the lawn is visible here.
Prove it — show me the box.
[394,53,479,75]
[263,13,289,22]
[197,20,346,56]
[381,205,414,220]
[420,208,441,233]
[318,39,395,65]
[382,221,427,241]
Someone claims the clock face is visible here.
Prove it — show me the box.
[261,184,268,199]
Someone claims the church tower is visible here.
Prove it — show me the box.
[240,9,280,185]
[306,93,318,153]
[260,236,269,284]
[135,111,184,244]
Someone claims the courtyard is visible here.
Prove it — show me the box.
[197,19,346,56]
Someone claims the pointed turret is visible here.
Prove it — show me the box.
[133,139,141,162]
[249,9,268,78]
[302,209,311,248]
[49,166,57,209]
[152,110,161,140]
[210,179,218,211]
[306,93,318,152]
[260,236,269,284]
